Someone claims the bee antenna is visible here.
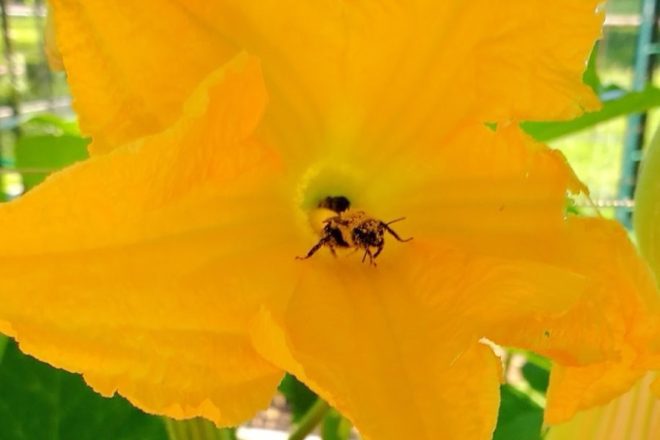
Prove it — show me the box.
[386,217,406,225]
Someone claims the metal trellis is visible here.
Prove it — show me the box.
[616,0,660,227]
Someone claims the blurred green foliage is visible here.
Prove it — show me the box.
[522,363,550,395]
[492,385,544,440]
[14,114,89,189]
[0,338,167,440]
[607,0,645,15]
[278,374,318,422]
[523,86,660,142]
[321,409,352,440]
[0,13,70,105]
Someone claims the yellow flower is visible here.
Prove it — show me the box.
[636,127,660,304]
[546,374,660,440]
[547,127,660,440]
[0,1,658,439]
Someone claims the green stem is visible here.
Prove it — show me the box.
[289,398,330,440]
[164,418,180,440]
[0,334,8,365]
[163,418,236,440]
[217,428,236,440]
[321,409,352,440]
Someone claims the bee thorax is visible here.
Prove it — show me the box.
[297,206,412,266]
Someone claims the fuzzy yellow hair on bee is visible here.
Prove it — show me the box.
[298,196,412,266]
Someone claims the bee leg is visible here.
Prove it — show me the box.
[373,244,384,260]
[328,244,337,257]
[361,248,376,266]
[382,223,413,242]
[296,236,331,260]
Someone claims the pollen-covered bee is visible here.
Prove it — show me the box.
[297,196,412,265]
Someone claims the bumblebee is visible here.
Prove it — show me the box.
[298,197,412,265]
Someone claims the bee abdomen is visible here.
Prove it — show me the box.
[352,221,383,246]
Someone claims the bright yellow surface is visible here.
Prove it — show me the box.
[49,0,602,156]
[545,127,660,440]
[0,55,288,425]
[547,373,660,440]
[0,1,657,439]
[49,0,237,154]
[635,127,660,291]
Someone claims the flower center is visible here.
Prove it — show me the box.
[293,161,413,264]
[318,195,351,213]
[296,162,364,212]
[295,161,370,235]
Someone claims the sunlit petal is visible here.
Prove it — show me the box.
[546,373,660,440]
[252,242,600,440]
[0,55,290,424]
[49,0,238,153]
[394,124,659,421]
[50,1,601,158]
[546,356,648,425]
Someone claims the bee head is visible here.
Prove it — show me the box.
[318,195,351,213]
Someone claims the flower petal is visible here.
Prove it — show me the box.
[652,375,660,397]
[397,125,659,361]
[545,355,647,424]
[251,241,600,440]
[546,373,660,440]
[51,1,601,158]
[392,124,659,421]
[542,126,660,425]
[193,0,601,151]
[49,0,237,154]
[392,124,586,275]
[0,55,290,425]
[485,217,660,370]
[396,124,580,246]
[493,217,660,424]
[635,125,660,293]
[467,0,603,121]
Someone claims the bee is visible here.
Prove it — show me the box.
[297,197,412,265]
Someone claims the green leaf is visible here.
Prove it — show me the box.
[321,409,352,440]
[522,86,660,142]
[0,334,8,363]
[15,133,89,190]
[164,418,237,440]
[493,385,544,440]
[0,339,167,440]
[521,362,550,394]
[278,373,318,422]
[507,349,551,371]
[20,114,83,137]
[582,44,601,93]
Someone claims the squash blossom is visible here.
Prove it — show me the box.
[0,1,659,439]
[546,128,660,440]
